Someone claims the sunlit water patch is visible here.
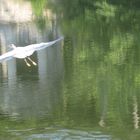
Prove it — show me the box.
[8,128,111,140]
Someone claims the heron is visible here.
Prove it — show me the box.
[0,37,63,67]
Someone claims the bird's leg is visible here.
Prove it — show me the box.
[27,57,37,66]
[24,58,31,67]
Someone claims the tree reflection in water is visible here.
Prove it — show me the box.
[0,0,140,140]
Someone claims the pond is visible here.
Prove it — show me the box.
[0,0,140,140]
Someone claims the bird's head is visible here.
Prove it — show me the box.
[8,44,16,49]
[10,44,17,49]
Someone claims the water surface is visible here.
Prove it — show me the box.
[0,0,140,140]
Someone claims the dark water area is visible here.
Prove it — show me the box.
[0,0,140,140]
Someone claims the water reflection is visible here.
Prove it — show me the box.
[0,0,63,121]
[133,96,139,129]
[0,41,63,120]
[0,0,32,22]
[26,129,111,140]
[0,0,140,140]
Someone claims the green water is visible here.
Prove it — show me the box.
[0,0,140,139]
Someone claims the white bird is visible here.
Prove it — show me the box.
[0,37,63,67]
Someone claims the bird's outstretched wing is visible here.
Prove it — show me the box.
[0,37,64,63]
[0,50,15,63]
[28,37,64,51]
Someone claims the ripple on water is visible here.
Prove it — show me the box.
[25,128,111,140]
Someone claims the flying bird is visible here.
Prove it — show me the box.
[0,37,63,67]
